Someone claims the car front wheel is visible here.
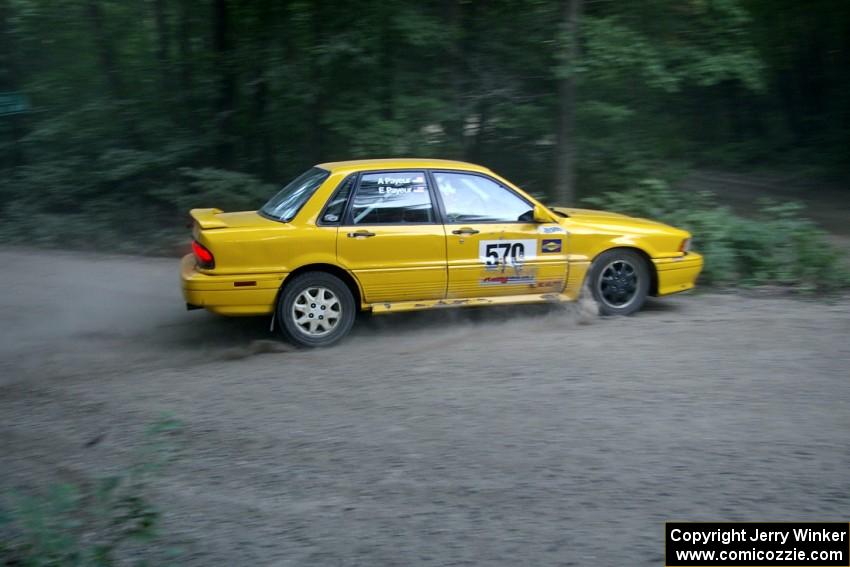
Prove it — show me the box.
[278,272,356,347]
[588,249,650,316]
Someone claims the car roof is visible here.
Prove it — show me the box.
[316,158,493,175]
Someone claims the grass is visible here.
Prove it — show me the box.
[0,416,184,566]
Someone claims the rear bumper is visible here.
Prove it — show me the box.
[652,252,703,296]
[180,254,285,316]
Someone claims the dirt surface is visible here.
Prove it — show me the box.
[2,248,849,565]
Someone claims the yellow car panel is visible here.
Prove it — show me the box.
[444,223,569,298]
[181,254,281,315]
[371,292,572,314]
[653,254,705,295]
[337,225,448,303]
[430,168,569,298]
[334,169,448,303]
[549,207,700,299]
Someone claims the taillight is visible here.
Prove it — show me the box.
[679,238,691,253]
[192,240,215,269]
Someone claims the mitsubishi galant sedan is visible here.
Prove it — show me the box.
[182,158,702,347]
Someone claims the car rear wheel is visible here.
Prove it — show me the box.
[278,272,355,347]
[588,249,650,316]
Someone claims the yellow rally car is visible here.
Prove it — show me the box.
[182,158,703,347]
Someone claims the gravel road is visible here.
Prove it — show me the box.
[1,248,849,565]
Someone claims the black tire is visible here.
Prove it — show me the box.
[277,272,356,348]
[587,249,650,316]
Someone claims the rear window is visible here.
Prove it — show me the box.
[260,167,329,222]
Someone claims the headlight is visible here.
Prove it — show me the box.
[679,238,691,253]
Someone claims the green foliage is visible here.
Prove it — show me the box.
[0,0,846,255]
[0,151,273,253]
[577,0,765,91]
[585,181,850,290]
[0,416,184,566]
[168,168,275,212]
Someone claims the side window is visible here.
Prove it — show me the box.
[433,172,533,223]
[320,176,353,224]
[348,171,434,225]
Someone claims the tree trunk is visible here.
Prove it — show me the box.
[444,0,467,158]
[153,0,171,94]
[177,0,192,99]
[0,0,25,166]
[379,4,395,125]
[87,0,138,146]
[176,0,200,134]
[88,0,123,100]
[466,98,488,164]
[213,0,236,169]
[308,0,324,163]
[251,0,275,179]
[553,0,582,205]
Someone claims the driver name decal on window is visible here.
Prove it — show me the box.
[376,175,426,194]
[350,171,433,224]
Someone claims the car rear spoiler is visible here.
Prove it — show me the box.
[189,208,229,230]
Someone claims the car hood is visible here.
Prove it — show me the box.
[552,207,685,235]
[553,207,664,225]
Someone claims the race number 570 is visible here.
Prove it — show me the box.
[479,239,537,266]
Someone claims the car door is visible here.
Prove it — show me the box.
[336,170,447,303]
[431,170,569,299]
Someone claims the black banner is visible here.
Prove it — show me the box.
[665,522,849,566]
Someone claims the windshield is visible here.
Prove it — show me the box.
[260,167,330,222]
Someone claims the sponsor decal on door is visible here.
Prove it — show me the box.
[541,239,562,253]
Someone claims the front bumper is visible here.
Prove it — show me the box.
[180,254,285,316]
[653,252,704,296]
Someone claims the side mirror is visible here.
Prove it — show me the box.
[533,204,557,223]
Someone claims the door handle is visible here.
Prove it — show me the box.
[452,227,480,235]
[347,230,376,238]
